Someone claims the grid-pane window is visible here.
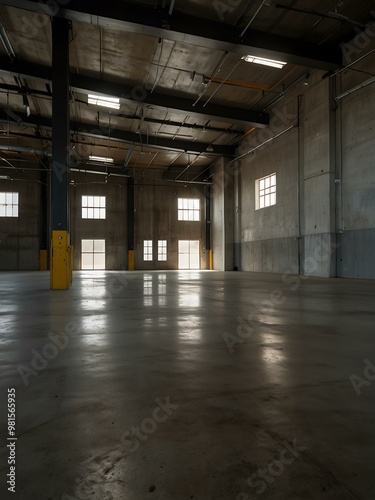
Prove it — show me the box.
[158,240,167,261]
[178,198,200,221]
[0,192,19,217]
[81,239,105,270]
[144,240,153,261]
[82,196,106,219]
[256,173,276,210]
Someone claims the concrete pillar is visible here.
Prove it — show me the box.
[205,185,213,269]
[223,159,234,271]
[127,178,135,270]
[212,158,234,271]
[50,18,71,289]
[302,78,337,277]
[233,161,241,270]
[40,159,48,270]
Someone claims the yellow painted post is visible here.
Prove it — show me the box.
[69,244,74,285]
[209,249,213,270]
[40,250,48,271]
[50,231,71,289]
[128,250,135,271]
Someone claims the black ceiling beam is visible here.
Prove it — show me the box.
[0,56,269,129]
[72,74,268,128]
[0,86,242,135]
[0,109,235,157]
[3,0,341,70]
[0,83,51,97]
[113,113,243,136]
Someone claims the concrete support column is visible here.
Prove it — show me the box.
[50,18,71,289]
[127,178,135,270]
[212,158,234,271]
[233,162,241,270]
[205,185,213,269]
[223,159,234,271]
[40,160,48,271]
[302,78,336,277]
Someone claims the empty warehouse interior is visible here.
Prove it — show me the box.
[0,1,374,499]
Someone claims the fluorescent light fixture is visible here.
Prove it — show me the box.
[88,156,114,164]
[88,94,120,110]
[0,175,11,180]
[241,55,287,69]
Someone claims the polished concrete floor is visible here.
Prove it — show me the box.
[0,270,375,500]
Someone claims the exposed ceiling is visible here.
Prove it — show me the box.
[0,0,373,183]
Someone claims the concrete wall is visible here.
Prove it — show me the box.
[70,173,127,270]
[336,44,375,278]
[229,95,300,274]
[300,76,336,277]
[134,179,208,270]
[0,169,208,272]
[241,128,299,273]
[216,38,375,279]
[0,171,41,270]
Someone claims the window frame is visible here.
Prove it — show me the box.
[0,192,19,218]
[81,195,106,220]
[158,240,167,261]
[178,240,200,270]
[177,198,200,221]
[81,239,106,270]
[255,173,276,210]
[143,240,153,261]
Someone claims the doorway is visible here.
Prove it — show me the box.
[178,240,200,269]
[81,239,106,270]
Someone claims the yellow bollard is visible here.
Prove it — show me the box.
[128,250,135,271]
[50,231,71,289]
[40,250,48,271]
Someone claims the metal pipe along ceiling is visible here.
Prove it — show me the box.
[0,144,49,156]
[233,125,295,161]
[240,0,270,37]
[335,75,375,100]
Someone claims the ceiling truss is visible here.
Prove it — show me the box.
[1,0,342,70]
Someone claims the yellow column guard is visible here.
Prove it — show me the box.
[128,250,135,271]
[50,230,71,290]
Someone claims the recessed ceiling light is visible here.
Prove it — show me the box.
[241,55,287,69]
[88,156,114,164]
[88,94,120,110]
